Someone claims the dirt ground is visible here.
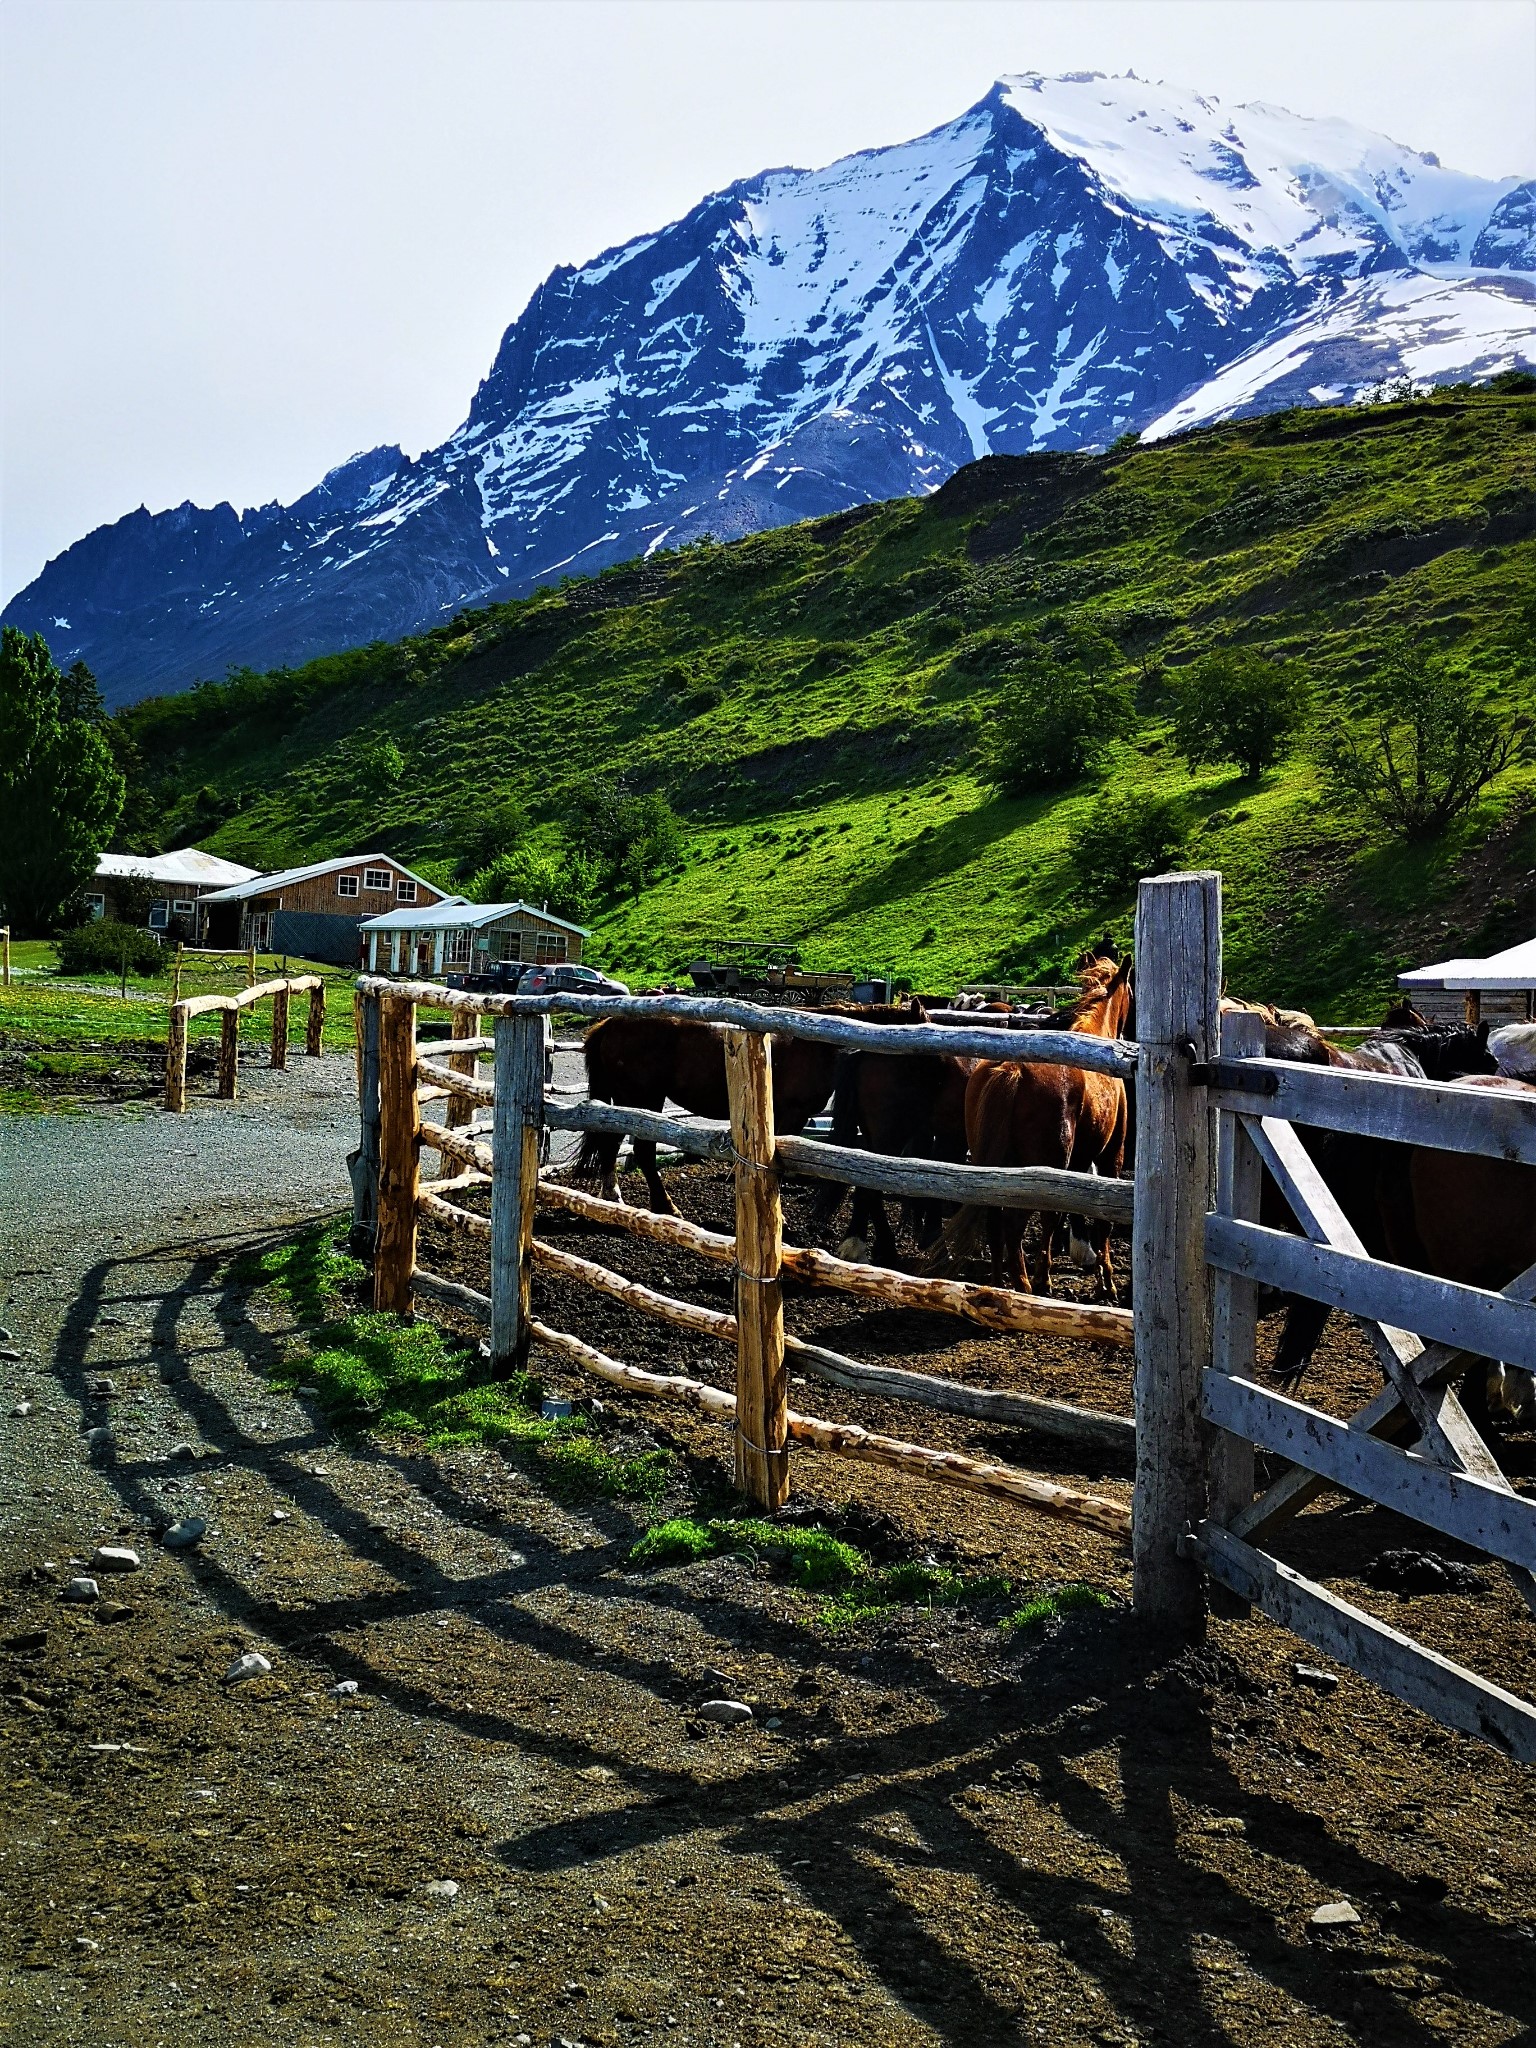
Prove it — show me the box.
[4,1135,1536,2047]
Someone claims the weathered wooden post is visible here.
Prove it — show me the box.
[373,992,419,1314]
[448,1005,481,1131]
[1131,870,1221,1638]
[164,1000,190,1112]
[246,942,257,988]
[490,1009,545,1375]
[1207,1006,1263,1611]
[725,1027,789,1510]
[306,981,325,1056]
[271,983,290,1070]
[218,1005,240,1100]
[350,988,382,1256]
[172,942,182,1005]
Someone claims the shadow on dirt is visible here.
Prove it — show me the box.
[39,1235,1536,2048]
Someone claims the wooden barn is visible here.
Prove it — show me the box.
[359,898,588,978]
[89,849,259,939]
[197,854,448,966]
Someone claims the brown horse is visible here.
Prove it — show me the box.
[827,1028,972,1265]
[575,1007,917,1215]
[941,954,1135,1298]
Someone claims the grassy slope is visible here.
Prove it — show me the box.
[117,390,1536,1016]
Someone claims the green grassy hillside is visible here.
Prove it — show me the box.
[115,385,1536,1016]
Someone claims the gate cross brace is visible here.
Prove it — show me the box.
[1229,1112,1536,1619]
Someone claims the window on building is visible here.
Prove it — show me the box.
[85,894,105,921]
[445,929,472,965]
[534,933,568,963]
[337,873,360,898]
[148,901,170,930]
[363,868,392,892]
[396,879,417,903]
[172,898,195,914]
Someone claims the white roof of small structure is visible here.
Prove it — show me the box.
[199,852,436,904]
[1439,937,1536,989]
[1396,956,1488,988]
[95,848,259,888]
[1399,938,1536,990]
[359,898,591,937]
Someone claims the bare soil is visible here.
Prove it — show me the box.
[3,1143,1536,2047]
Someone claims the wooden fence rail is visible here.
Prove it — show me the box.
[353,871,1536,1761]
[164,975,325,1111]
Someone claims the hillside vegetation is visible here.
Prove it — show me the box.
[113,386,1536,1015]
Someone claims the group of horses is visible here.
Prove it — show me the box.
[571,956,1536,1436]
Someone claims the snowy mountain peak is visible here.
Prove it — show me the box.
[7,71,1534,704]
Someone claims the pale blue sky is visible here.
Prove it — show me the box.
[3,0,1533,604]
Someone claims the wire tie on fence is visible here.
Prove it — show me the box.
[734,1423,789,1463]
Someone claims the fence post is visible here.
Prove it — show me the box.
[218,1006,239,1100]
[373,992,419,1314]
[725,1028,790,1510]
[350,989,382,1256]
[165,1000,189,1113]
[306,982,325,1057]
[271,983,289,1070]
[448,1005,481,1131]
[247,942,257,988]
[1131,870,1221,1639]
[1208,1008,1263,1611]
[172,942,182,1005]
[490,1012,545,1375]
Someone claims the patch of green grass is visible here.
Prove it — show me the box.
[247,1224,669,1507]
[627,1512,1023,1627]
[1001,1583,1114,1632]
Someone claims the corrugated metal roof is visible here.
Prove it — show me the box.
[95,848,260,887]
[199,853,437,903]
[360,898,590,936]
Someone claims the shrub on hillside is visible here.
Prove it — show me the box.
[981,629,1135,792]
[1320,639,1529,839]
[1169,648,1312,781]
[56,919,164,978]
[1069,791,1186,901]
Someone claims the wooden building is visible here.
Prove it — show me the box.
[198,854,448,966]
[89,849,260,940]
[359,898,588,978]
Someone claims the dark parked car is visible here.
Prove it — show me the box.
[517,962,630,999]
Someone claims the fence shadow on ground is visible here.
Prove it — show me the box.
[39,1234,1536,2048]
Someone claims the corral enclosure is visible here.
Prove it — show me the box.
[356,872,1536,1762]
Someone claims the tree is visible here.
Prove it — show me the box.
[456,796,532,878]
[980,631,1135,794]
[1169,648,1311,780]
[355,735,405,797]
[0,628,125,932]
[1320,640,1528,839]
[567,776,684,895]
[1069,789,1186,901]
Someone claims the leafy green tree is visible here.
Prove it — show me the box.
[0,628,124,932]
[1069,789,1186,900]
[356,735,405,796]
[472,845,601,924]
[456,796,532,878]
[1169,648,1311,780]
[1320,640,1528,838]
[981,630,1135,793]
[568,776,684,895]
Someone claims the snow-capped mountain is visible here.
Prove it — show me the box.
[9,72,1533,705]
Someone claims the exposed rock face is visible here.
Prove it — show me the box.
[8,73,1534,705]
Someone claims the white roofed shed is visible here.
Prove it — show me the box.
[358,898,589,976]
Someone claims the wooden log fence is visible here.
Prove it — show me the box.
[164,975,325,1111]
[355,871,1536,1762]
